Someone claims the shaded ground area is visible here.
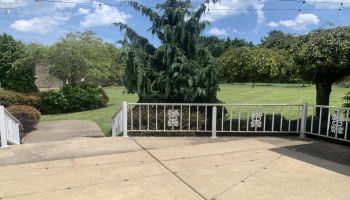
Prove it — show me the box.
[24,120,105,144]
[0,120,349,199]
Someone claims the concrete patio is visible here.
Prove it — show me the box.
[0,121,350,200]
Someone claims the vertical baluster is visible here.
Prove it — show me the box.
[180,105,183,131]
[272,106,275,132]
[147,105,150,131]
[230,106,233,131]
[246,106,249,132]
[238,106,241,131]
[188,105,191,131]
[156,105,158,131]
[345,109,349,140]
[318,107,322,135]
[221,106,224,131]
[280,106,284,132]
[326,107,331,137]
[197,106,199,131]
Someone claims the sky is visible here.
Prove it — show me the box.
[0,0,349,46]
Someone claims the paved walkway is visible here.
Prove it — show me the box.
[1,121,350,199]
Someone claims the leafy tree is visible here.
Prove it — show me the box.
[114,0,221,103]
[229,37,254,48]
[0,33,23,88]
[199,36,227,58]
[48,30,118,86]
[0,34,39,93]
[260,30,295,50]
[219,47,291,87]
[292,26,350,107]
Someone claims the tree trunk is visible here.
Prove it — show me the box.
[315,80,332,118]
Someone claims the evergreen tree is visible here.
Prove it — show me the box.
[114,0,221,103]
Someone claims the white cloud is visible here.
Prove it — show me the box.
[279,14,320,31]
[207,27,228,36]
[80,1,131,27]
[78,8,90,15]
[201,0,266,33]
[10,13,70,34]
[267,21,279,27]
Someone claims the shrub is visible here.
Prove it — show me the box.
[0,90,41,110]
[343,91,350,107]
[40,84,109,114]
[40,90,68,114]
[6,105,41,132]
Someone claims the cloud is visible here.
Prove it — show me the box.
[10,13,70,34]
[267,21,279,27]
[201,0,266,33]
[78,8,90,15]
[207,27,228,36]
[279,14,320,31]
[80,1,131,27]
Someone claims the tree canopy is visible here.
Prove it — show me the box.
[115,0,221,103]
[292,25,350,106]
[219,46,292,87]
[48,30,120,86]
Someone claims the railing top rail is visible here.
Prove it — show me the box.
[127,103,303,106]
[112,104,124,119]
[308,104,350,110]
[4,108,21,124]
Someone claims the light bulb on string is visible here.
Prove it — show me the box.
[298,9,301,14]
[302,1,306,7]
[98,4,103,10]
[35,0,39,5]
[5,9,11,15]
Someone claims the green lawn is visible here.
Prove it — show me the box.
[41,83,350,135]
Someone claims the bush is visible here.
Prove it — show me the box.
[3,66,38,93]
[40,84,109,114]
[6,105,41,132]
[0,90,41,110]
[343,91,350,107]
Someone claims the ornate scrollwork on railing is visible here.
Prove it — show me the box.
[331,113,344,135]
[251,110,263,128]
[167,109,179,127]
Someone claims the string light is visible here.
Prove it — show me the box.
[98,3,103,10]
[302,1,306,6]
[35,0,39,5]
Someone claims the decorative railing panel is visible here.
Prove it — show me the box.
[305,104,350,142]
[0,106,22,147]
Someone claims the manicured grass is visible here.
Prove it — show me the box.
[40,83,350,135]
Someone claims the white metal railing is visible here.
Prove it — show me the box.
[304,104,350,142]
[111,102,127,137]
[112,102,307,136]
[0,106,22,147]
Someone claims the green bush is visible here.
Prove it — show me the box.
[0,90,41,110]
[6,105,41,132]
[3,66,38,93]
[40,84,109,114]
[343,91,350,107]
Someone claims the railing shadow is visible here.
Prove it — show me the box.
[269,141,350,177]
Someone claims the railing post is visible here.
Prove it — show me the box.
[122,101,128,137]
[112,117,116,137]
[300,102,308,138]
[211,106,217,138]
[0,106,8,148]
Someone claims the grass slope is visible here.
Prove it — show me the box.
[41,83,350,135]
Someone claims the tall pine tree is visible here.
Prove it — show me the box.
[114,0,220,103]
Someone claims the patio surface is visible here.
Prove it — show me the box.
[0,120,349,200]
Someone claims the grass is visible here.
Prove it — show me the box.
[40,83,350,135]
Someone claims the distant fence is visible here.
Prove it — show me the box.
[0,106,22,147]
[112,102,350,143]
